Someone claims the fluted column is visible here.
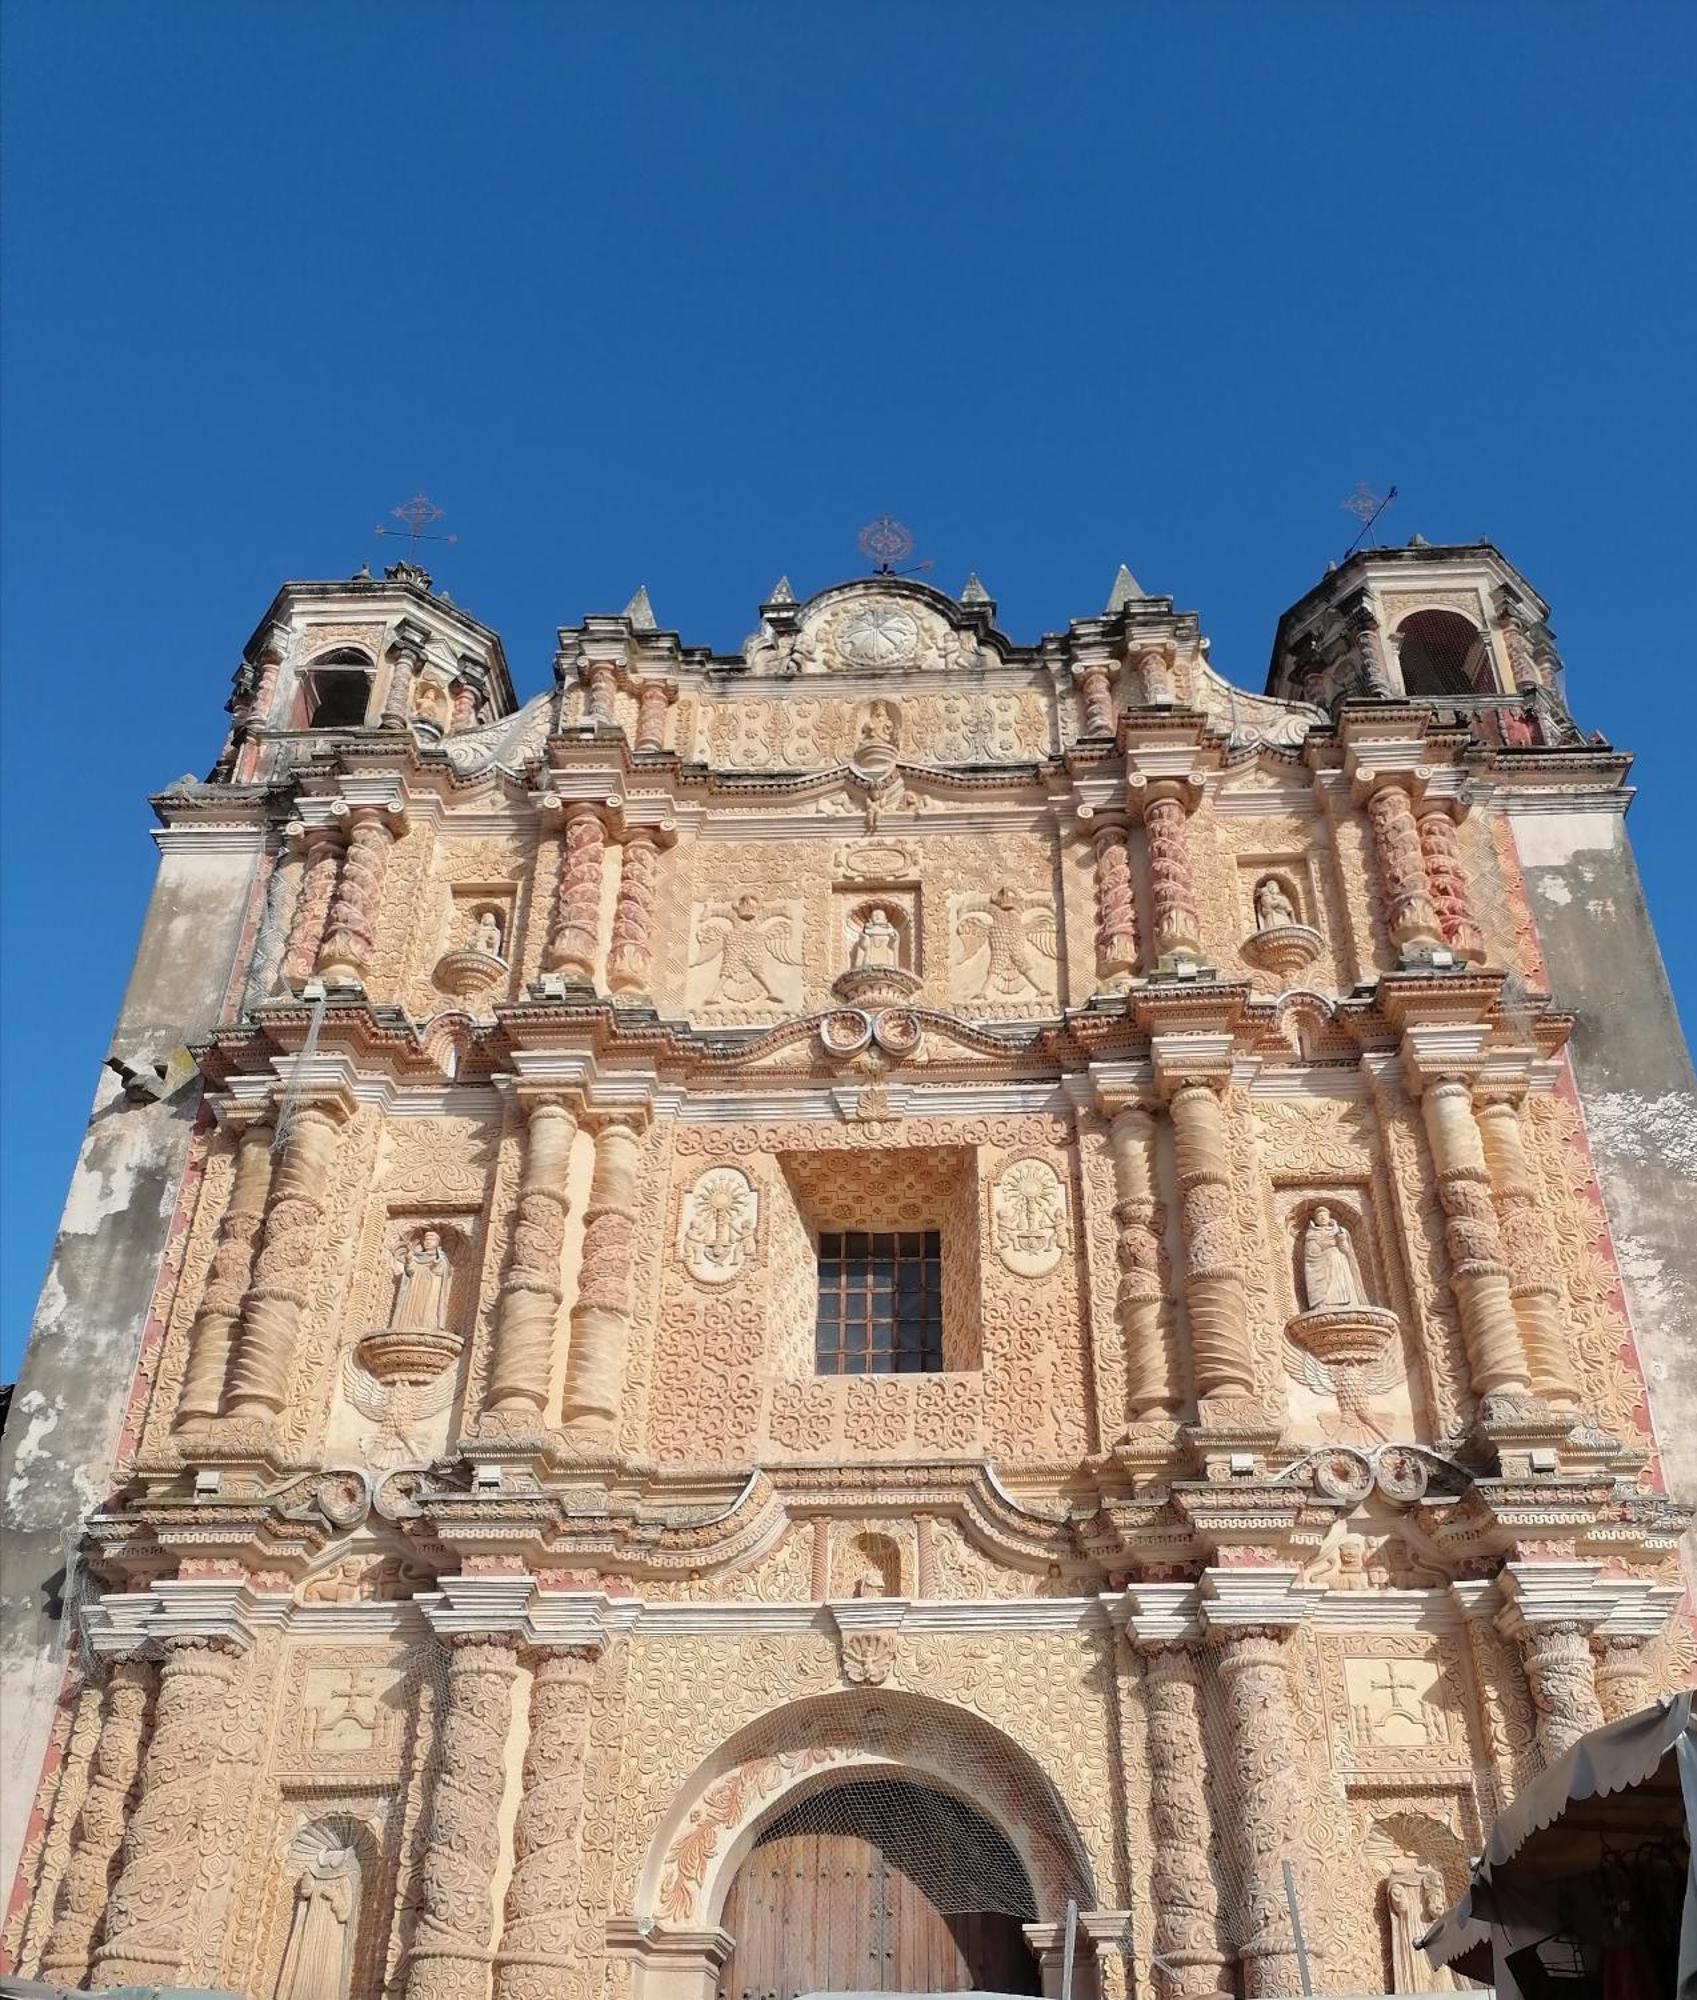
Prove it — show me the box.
[1141,783,1203,966]
[405,1635,521,2000]
[40,1663,152,1988]
[1138,1643,1228,1996]
[90,1639,242,1990]
[1415,804,1485,961]
[282,823,343,986]
[1418,1078,1529,1398]
[1077,664,1116,736]
[1365,782,1445,958]
[221,1096,350,1419]
[1215,1629,1308,1996]
[175,1115,275,1426]
[316,804,398,987]
[1107,1106,1173,1419]
[561,1116,644,1432]
[1475,1092,1578,1403]
[1091,823,1139,987]
[634,680,673,751]
[1593,1637,1656,1722]
[542,805,606,983]
[607,827,661,997]
[492,1646,599,2000]
[1168,1083,1254,1401]
[484,1098,579,1419]
[1517,1623,1605,1760]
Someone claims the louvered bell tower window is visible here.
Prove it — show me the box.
[815,1230,944,1375]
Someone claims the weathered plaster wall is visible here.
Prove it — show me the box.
[0,835,263,1889]
[1509,802,1697,1521]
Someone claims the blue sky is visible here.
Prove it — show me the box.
[3,4,1693,1377]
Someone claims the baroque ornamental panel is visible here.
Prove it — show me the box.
[677,1166,761,1286]
[990,1156,1070,1278]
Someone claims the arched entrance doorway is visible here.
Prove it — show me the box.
[716,1778,1041,1999]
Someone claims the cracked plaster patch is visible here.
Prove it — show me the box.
[1584,1090,1697,1180]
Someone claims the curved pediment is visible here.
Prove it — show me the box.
[743,578,1010,677]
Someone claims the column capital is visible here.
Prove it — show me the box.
[420,1574,620,1652]
[1150,1034,1236,1098]
[82,1577,271,1659]
[329,776,411,832]
[1087,1059,1157,1118]
[1199,1565,1323,1636]
[1499,1560,1681,1640]
[1120,1581,1204,1647]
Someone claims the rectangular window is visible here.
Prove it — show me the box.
[815,1230,944,1375]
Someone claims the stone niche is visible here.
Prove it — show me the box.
[432,883,516,1007]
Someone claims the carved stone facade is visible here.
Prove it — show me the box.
[4,550,1692,2000]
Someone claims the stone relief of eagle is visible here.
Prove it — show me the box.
[692,894,804,1004]
[954,886,1059,1000]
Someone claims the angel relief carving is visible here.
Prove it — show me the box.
[690,895,805,1012]
[952,887,1059,1004]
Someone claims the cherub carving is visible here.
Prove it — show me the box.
[692,895,803,1005]
[954,886,1059,1000]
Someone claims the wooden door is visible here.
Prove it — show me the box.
[716,1781,1040,2000]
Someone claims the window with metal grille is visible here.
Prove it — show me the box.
[815,1230,944,1375]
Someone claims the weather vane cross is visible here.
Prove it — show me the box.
[858,516,915,574]
[375,492,459,557]
[1340,482,1398,555]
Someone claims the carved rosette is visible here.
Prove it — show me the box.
[91,1639,241,1990]
[40,1664,152,1988]
[1416,806,1484,961]
[1518,1623,1605,1761]
[607,826,661,996]
[222,1098,348,1419]
[1091,823,1139,986]
[562,1117,643,1431]
[484,1099,578,1420]
[1475,1095,1578,1403]
[175,1117,275,1426]
[316,805,397,987]
[1419,1081,1529,1398]
[1364,783,1444,955]
[404,1636,521,2000]
[1593,1637,1655,1723]
[1139,1645,1228,1996]
[1108,1107,1174,1420]
[542,806,606,981]
[1142,789,1203,963]
[492,1648,598,2000]
[1215,1630,1309,1996]
[1168,1084,1254,1400]
[282,824,342,985]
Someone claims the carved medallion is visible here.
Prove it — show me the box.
[837,604,921,670]
[678,1166,760,1285]
[990,1156,1069,1277]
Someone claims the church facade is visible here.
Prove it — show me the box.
[2,542,1693,1997]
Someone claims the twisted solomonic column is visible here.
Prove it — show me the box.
[607,826,661,998]
[175,1114,275,1426]
[1475,1091,1579,1404]
[492,1646,600,2000]
[221,1095,350,1420]
[1076,663,1117,736]
[1415,802,1485,962]
[281,823,343,986]
[404,1636,521,2000]
[316,803,400,988]
[1140,783,1204,967]
[1364,781,1446,961]
[561,1115,644,1433]
[90,1639,243,1991]
[1168,1082,1254,1402]
[1417,1078,1530,1400]
[39,1663,152,1989]
[483,1097,579,1421]
[1091,823,1140,989]
[633,680,674,751]
[1213,1629,1310,1996]
[542,805,607,984]
[1107,1106,1174,1420]
[1137,1643,1228,1997]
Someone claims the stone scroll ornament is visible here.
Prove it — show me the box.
[990,1157,1070,1277]
[678,1166,760,1285]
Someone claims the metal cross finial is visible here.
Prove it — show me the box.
[374,492,459,556]
[858,515,915,573]
[1341,482,1398,556]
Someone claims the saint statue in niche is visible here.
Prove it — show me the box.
[858,699,900,748]
[389,1229,451,1331]
[471,908,504,959]
[1385,1865,1454,1992]
[1300,1206,1367,1311]
[1254,875,1299,929]
[850,906,904,972]
[275,1841,358,2000]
